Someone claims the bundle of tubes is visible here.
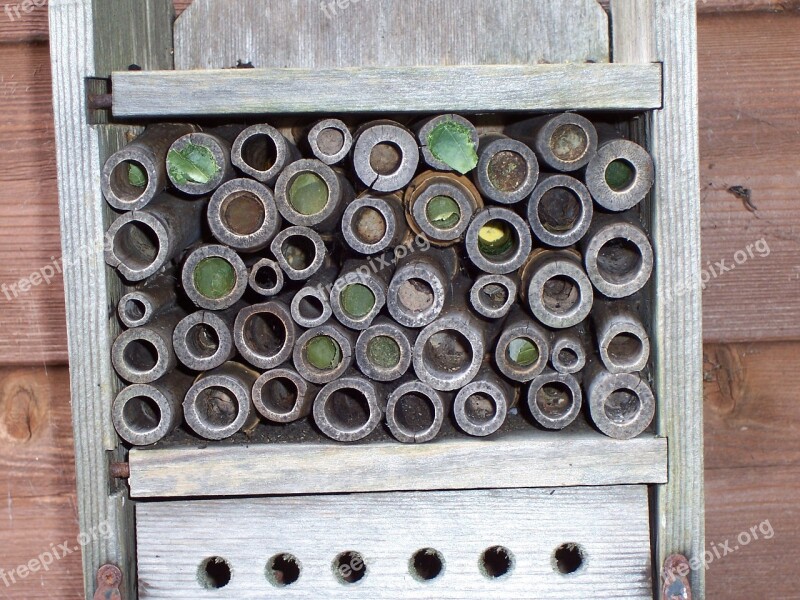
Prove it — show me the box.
[104,113,657,445]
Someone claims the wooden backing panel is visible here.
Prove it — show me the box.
[704,341,800,470]
[0,42,67,365]
[698,12,800,342]
[174,0,608,70]
[705,465,800,599]
[136,487,652,599]
[128,430,667,498]
[612,0,706,596]
[0,493,83,598]
[111,63,662,117]
[49,1,174,597]
[0,367,75,500]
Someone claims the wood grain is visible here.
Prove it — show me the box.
[50,0,175,597]
[0,366,81,599]
[174,0,609,70]
[699,12,800,342]
[612,1,705,596]
[112,63,662,117]
[128,429,667,498]
[0,42,67,365]
[136,486,652,599]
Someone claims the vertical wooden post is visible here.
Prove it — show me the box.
[49,1,174,597]
[611,1,705,597]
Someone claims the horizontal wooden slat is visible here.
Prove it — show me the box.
[0,42,67,365]
[698,12,800,342]
[137,486,652,599]
[111,63,663,117]
[128,428,667,498]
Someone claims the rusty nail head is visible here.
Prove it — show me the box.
[94,564,123,600]
[661,554,692,600]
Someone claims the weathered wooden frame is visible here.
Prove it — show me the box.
[50,0,703,597]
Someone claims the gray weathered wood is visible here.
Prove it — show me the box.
[174,0,609,70]
[111,63,662,117]
[48,1,174,597]
[128,429,667,498]
[136,486,652,598]
[612,0,705,597]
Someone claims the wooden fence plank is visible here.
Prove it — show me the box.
[698,12,800,342]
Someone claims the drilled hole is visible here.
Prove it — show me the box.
[410,548,445,582]
[480,546,514,579]
[333,551,367,584]
[554,543,585,575]
[266,553,301,587]
[197,556,232,589]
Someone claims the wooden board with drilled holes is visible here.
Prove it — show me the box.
[136,486,653,599]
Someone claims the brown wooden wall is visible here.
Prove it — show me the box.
[0,2,797,597]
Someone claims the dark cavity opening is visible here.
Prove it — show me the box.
[195,386,239,429]
[597,238,642,284]
[241,132,278,172]
[110,159,148,203]
[266,553,301,587]
[253,263,279,291]
[604,388,641,425]
[557,347,580,369]
[281,235,316,271]
[536,381,574,419]
[122,395,161,434]
[123,338,158,373]
[186,322,220,359]
[480,282,510,310]
[424,330,473,376]
[325,388,371,433]
[607,332,644,366]
[554,543,585,575]
[333,551,367,584]
[114,221,159,270]
[263,376,299,415]
[542,275,580,315]
[394,392,436,435]
[244,311,287,357]
[123,298,147,322]
[197,557,231,589]
[481,546,514,579]
[465,393,497,425]
[410,548,444,582]
[297,294,324,320]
